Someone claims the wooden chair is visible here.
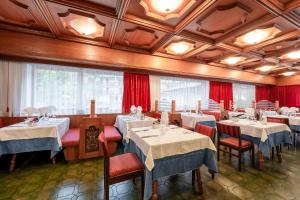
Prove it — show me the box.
[217,123,255,171]
[99,133,145,200]
[267,117,290,161]
[195,123,216,142]
[79,117,104,159]
[0,118,3,128]
[152,112,161,120]
[195,123,216,179]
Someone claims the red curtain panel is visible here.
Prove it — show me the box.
[270,85,300,107]
[255,85,271,101]
[122,72,151,113]
[209,81,233,110]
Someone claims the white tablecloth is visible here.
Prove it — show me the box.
[114,115,156,138]
[181,113,216,128]
[270,115,300,126]
[128,126,216,170]
[260,110,278,116]
[0,118,70,146]
[219,119,291,142]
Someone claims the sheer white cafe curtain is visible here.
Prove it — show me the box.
[0,60,123,116]
[233,83,255,108]
[159,76,209,111]
[149,75,160,111]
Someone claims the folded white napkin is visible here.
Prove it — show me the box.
[130,105,137,114]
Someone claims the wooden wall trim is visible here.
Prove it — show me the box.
[0,30,276,85]
[276,74,300,86]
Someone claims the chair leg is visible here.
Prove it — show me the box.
[229,148,232,161]
[104,180,109,200]
[141,175,145,200]
[133,178,136,185]
[192,170,195,186]
[251,148,255,167]
[217,144,220,161]
[276,146,282,163]
[238,151,242,171]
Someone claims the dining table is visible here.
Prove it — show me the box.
[218,119,291,169]
[114,115,157,139]
[124,125,217,200]
[0,117,70,171]
[181,112,216,129]
[268,115,300,132]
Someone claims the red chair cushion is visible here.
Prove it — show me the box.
[0,118,3,128]
[61,128,80,146]
[220,137,252,148]
[104,126,122,142]
[195,124,214,139]
[109,153,144,178]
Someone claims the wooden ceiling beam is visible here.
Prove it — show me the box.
[182,44,212,59]
[255,0,283,15]
[179,30,214,44]
[109,0,130,47]
[33,0,60,36]
[175,0,217,32]
[123,14,174,33]
[44,0,116,18]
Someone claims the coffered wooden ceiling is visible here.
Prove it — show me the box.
[1,0,300,76]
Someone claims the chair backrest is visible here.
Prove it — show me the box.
[216,123,241,138]
[203,111,221,121]
[79,117,104,159]
[99,133,109,179]
[0,118,3,128]
[267,117,289,126]
[195,123,215,140]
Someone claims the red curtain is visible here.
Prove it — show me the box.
[255,85,271,101]
[270,85,300,107]
[209,81,233,110]
[122,72,151,113]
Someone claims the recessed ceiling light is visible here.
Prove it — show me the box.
[69,18,98,36]
[256,65,274,72]
[165,41,194,55]
[281,50,300,60]
[151,0,184,13]
[281,71,296,76]
[222,56,245,65]
[234,26,281,46]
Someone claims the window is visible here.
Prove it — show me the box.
[160,76,209,111]
[233,83,255,108]
[2,62,123,115]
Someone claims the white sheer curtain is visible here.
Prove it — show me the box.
[0,60,123,116]
[149,75,160,111]
[160,76,209,111]
[233,83,255,108]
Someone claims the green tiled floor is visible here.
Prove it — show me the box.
[1,146,300,200]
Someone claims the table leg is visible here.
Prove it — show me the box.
[257,151,264,170]
[196,169,203,194]
[192,170,195,186]
[9,154,17,172]
[151,180,158,200]
[276,146,282,163]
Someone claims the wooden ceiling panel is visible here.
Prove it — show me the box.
[185,0,269,39]
[45,1,114,44]
[114,21,166,50]
[156,36,203,58]
[193,46,232,63]
[223,17,298,49]
[125,0,205,26]
[0,0,49,31]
